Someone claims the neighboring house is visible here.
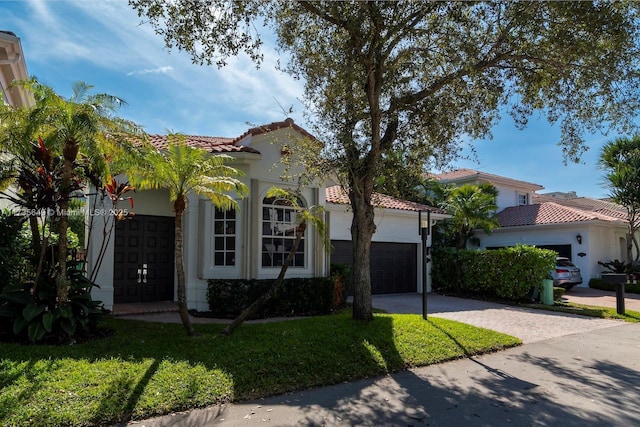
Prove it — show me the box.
[436,168,543,211]
[434,168,632,286]
[87,120,448,310]
[326,185,448,294]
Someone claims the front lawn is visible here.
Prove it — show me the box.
[0,313,519,426]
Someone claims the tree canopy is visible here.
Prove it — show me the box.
[130,0,640,320]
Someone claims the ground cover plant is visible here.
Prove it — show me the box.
[0,313,519,426]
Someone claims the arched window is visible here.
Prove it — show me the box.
[261,196,305,267]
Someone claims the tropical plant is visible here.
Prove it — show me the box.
[598,259,633,275]
[0,78,145,304]
[438,183,500,249]
[0,80,144,343]
[132,1,640,320]
[127,134,248,336]
[598,135,640,264]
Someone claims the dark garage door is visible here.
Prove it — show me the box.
[331,240,417,294]
[537,244,572,259]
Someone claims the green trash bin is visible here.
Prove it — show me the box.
[540,279,554,305]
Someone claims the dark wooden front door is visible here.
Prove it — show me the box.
[114,215,175,303]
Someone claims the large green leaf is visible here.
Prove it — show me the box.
[22,303,45,322]
[27,321,46,342]
[42,310,59,333]
[59,317,76,336]
[58,304,73,319]
[12,314,27,335]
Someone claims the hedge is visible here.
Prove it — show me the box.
[589,278,640,294]
[206,276,340,319]
[432,245,556,301]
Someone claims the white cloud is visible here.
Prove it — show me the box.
[126,66,174,76]
[2,0,306,136]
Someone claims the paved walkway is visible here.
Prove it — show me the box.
[116,287,631,344]
[371,289,622,343]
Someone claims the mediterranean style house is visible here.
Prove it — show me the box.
[435,168,633,285]
[87,120,449,311]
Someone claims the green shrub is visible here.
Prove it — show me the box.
[432,245,556,302]
[0,261,106,343]
[206,277,337,319]
[431,247,465,292]
[590,277,640,294]
[0,211,106,344]
[0,211,24,292]
[553,286,565,301]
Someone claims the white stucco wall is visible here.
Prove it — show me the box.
[492,182,534,212]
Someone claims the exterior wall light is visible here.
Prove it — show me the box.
[576,234,582,244]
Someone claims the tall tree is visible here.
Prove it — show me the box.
[598,135,640,264]
[128,134,248,336]
[130,1,640,320]
[0,79,144,304]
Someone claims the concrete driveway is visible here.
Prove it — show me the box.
[372,291,621,343]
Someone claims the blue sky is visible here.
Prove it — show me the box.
[1,0,627,199]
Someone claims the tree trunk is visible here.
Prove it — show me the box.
[29,215,44,294]
[221,221,306,336]
[350,191,376,321]
[174,201,195,336]
[56,144,77,304]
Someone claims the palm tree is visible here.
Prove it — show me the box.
[128,134,248,336]
[439,183,499,249]
[0,79,145,303]
[599,135,640,264]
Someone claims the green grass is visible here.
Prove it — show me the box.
[522,301,640,322]
[0,313,519,426]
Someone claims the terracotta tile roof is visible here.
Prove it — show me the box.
[532,195,628,221]
[435,168,543,190]
[326,185,446,214]
[232,118,316,144]
[497,202,625,227]
[147,134,260,154]
[146,119,317,154]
